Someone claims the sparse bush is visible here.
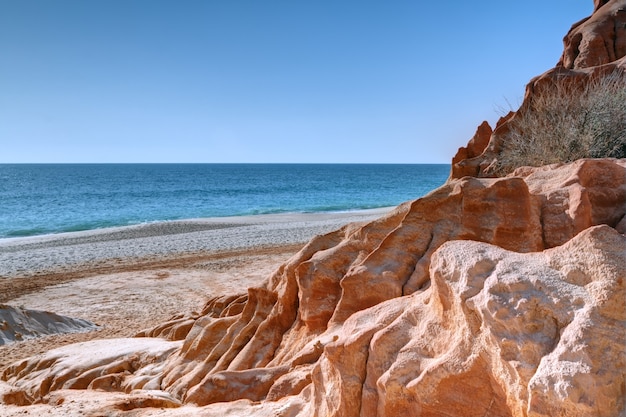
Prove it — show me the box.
[496,70,626,175]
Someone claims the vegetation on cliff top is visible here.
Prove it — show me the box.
[497,70,626,175]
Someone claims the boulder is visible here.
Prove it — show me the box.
[0,305,97,346]
[312,225,625,417]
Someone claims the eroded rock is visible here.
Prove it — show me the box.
[451,0,626,179]
[0,305,97,346]
[2,160,624,417]
[312,225,625,417]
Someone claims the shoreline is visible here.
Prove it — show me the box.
[0,207,393,245]
[0,207,394,282]
[0,208,394,367]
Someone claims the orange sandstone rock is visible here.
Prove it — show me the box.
[560,0,626,69]
[314,225,625,417]
[2,2,626,415]
[451,0,626,179]
[2,160,624,417]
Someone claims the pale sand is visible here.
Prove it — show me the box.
[0,208,391,281]
[0,208,391,371]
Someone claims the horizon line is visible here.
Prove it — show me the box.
[0,161,452,165]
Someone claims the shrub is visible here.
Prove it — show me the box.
[496,70,626,175]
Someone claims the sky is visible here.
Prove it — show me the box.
[0,1,593,163]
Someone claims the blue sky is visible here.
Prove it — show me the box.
[1,1,593,163]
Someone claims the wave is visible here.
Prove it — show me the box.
[0,164,451,239]
[2,220,129,239]
[0,204,398,239]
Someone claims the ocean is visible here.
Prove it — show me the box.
[0,164,450,238]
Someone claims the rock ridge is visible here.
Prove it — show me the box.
[2,159,625,416]
[0,305,98,346]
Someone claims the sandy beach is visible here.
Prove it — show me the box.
[0,208,391,370]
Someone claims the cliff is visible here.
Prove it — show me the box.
[451,0,626,178]
[2,2,625,416]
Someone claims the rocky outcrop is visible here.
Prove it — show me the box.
[450,121,493,177]
[2,159,625,416]
[451,0,626,179]
[310,225,625,417]
[560,0,626,69]
[0,305,97,345]
[2,338,181,406]
[1,2,625,416]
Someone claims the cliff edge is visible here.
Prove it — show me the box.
[452,0,626,179]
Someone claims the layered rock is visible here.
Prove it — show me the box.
[2,338,181,407]
[560,0,626,69]
[2,159,624,416]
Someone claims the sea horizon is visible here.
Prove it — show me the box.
[0,162,450,165]
[0,163,450,239]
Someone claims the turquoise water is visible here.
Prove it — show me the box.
[0,164,449,238]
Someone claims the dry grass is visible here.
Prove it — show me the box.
[496,70,626,175]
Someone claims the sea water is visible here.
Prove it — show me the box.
[0,164,449,238]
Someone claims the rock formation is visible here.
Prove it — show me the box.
[560,0,626,69]
[2,159,625,416]
[2,2,625,416]
[451,0,626,179]
[311,224,625,417]
[0,305,97,345]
